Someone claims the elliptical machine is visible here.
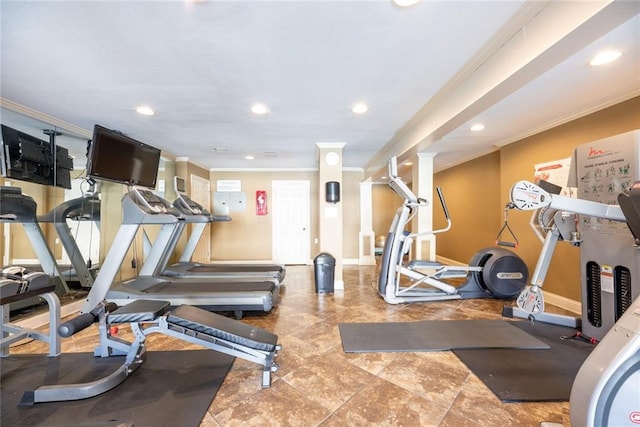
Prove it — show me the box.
[377,157,529,304]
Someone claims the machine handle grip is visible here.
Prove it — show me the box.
[436,187,450,220]
[58,313,96,337]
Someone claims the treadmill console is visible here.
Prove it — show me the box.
[0,186,37,221]
[134,188,174,214]
[174,194,206,215]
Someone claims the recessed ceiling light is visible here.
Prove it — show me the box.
[392,0,421,7]
[352,102,369,114]
[135,106,155,116]
[404,161,413,166]
[470,123,485,132]
[245,155,255,160]
[251,103,270,115]
[589,50,623,66]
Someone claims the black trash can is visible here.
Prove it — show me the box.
[314,252,335,293]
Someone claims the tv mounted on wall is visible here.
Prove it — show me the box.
[86,124,161,189]
[0,124,73,189]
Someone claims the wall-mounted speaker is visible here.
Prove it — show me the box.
[326,181,340,203]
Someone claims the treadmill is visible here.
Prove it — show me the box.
[0,186,70,304]
[83,187,279,319]
[145,176,285,283]
[37,191,101,288]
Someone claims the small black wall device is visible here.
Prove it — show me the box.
[326,181,340,203]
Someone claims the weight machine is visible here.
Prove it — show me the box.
[504,180,632,326]
[20,298,281,405]
[1,267,61,358]
[517,179,640,427]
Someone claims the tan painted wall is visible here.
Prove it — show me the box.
[433,151,502,264]
[372,183,399,246]
[0,180,65,263]
[207,169,363,262]
[434,96,640,301]
[342,171,364,258]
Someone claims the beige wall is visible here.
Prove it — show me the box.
[372,183,399,246]
[342,171,364,258]
[0,179,65,262]
[434,96,640,301]
[207,169,363,262]
[433,151,502,264]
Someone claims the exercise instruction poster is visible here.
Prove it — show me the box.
[534,157,575,197]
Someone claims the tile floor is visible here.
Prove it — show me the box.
[12,265,572,426]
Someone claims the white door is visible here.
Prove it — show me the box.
[272,180,310,264]
[190,174,211,263]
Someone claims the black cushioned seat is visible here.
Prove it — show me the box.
[167,304,278,352]
[0,272,54,305]
[108,299,171,324]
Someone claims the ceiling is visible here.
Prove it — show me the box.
[1,1,639,181]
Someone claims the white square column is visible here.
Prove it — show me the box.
[317,142,345,290]
[412,153,436,261]
[358,179,376,266]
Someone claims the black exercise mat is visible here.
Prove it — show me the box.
[1,350,234,427]
[339,319,550,352]
[454,321,595,402]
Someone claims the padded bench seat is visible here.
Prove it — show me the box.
[107,299,171,324]
[106,300,278,353]
[168,304,278,352]
[0,272,53,305]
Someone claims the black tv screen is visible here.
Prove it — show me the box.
[0,124,73,189]
[87,125,161,189]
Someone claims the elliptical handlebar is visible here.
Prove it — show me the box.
[387,156,452,234]
[407,187,452,237]
[436,187,450,221]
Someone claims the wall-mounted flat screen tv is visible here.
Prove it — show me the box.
[0,124,73,189]
[87,124,161,189]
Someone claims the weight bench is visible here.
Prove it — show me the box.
[21,299,281,405]
[1,268,61,357]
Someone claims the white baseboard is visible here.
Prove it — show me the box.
[543,291,581,314]
[10,258,42,265]
[435,255,467,266]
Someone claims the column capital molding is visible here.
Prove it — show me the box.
[316,142,346,150]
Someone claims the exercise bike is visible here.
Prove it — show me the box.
[377,156,529,304]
